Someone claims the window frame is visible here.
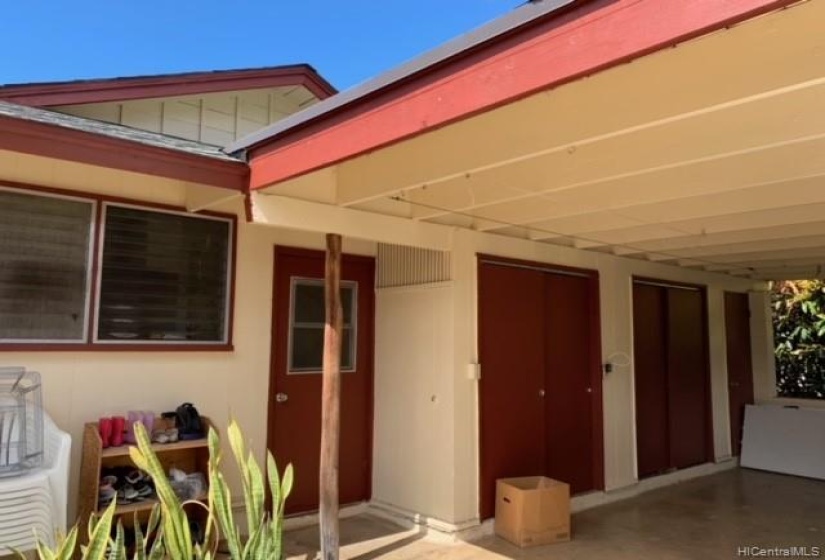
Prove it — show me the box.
[0,181,236,351]
[92,202,235,346]
[286,276,358,375]
[0,185,97,345]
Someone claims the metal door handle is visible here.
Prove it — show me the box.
[539,389,546,397]
[275,392,289,403]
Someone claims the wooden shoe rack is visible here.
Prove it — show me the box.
[77,416,212,538]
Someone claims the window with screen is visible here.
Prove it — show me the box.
[288,278,357,373]
[97,205,232,343]
[0,189,94,342]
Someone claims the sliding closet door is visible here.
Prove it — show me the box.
[545,273,600,494]
[667,288,711,469]
[478,262,547,520]
[478,256,603,519]
[633,283,671,478]
[633,280,711,478]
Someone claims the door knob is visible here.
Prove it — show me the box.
[275,392,289,403]
[539,389,546,397]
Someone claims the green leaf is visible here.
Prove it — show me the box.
[84,500,117,560]
[55,526,79,560]
[133,515,146,560]
[107,522,126,560]
[208,425,243,559]
[32,542,55,560]
[130,422,192,559]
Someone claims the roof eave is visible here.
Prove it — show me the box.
[227,0,579,153]
[0,65,336,107]
[0,113,249,190]
[242,0,803,190]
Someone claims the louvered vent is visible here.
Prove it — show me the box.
[377,244,452,288]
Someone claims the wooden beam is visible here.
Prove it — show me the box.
[250,192,454,250]
[591,223,825,255]
[524,166,825,242]
[355,72,825,211]
[414,124,825,227]
[320,233,343,560]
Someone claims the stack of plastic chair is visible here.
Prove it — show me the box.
[0,414,71,554]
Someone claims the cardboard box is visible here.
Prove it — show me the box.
[494,476,570,547]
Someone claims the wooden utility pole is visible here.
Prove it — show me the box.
[320,233,343,560]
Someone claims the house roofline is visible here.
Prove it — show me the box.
[0,112,249,190]
[227,0,578,153]
[0,64,337,107]
[242,0,802,190]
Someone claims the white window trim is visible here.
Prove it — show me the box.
[0,185,97,344]
[92,202,234,346]
[287,277,358,375]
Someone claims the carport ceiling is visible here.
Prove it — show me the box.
[260,1,824,281]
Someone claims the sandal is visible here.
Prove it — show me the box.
[135,482,154,498]
[125,470,145,485]
[152,428,179,444]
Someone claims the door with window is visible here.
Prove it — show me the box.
[268,247,374,514]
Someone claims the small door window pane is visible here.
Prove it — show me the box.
[292,282,355,325]
[289,279,356,373]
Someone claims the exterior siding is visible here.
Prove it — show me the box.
[0,147,787,531]
[55,86,319,145]
[0,149,374,522]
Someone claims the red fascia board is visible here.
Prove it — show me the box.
[0,67,336,107]
[0,114,248,190]
[248,0,798,190]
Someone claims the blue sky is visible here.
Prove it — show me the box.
[0,1,524,91]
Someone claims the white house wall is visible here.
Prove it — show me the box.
[373,283,457,523]
[55,86,319,145]
[0,148,786,531]
[0,149,375,521]
[368,222,767,529]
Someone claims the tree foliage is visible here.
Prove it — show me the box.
[772,280,825,399]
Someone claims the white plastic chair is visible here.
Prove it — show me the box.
[0,414,71,553]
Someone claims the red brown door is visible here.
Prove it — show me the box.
[268,247,374,514]
[725,291,754,456]
[478,262,546,521]
[667,288,711,470]
[545,273,601,494]
[633,283,670,478]
[478,257,603,520]
[633,280,712,478]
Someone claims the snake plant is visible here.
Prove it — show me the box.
[27,420,293,560]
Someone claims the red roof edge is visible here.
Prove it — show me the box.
[247,0,800,190]
[0,65,336,107]
[0,114,249,190]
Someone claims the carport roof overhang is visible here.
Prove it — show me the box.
[246,0,824,281]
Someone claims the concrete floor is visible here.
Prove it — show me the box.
[281,469,825,560]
